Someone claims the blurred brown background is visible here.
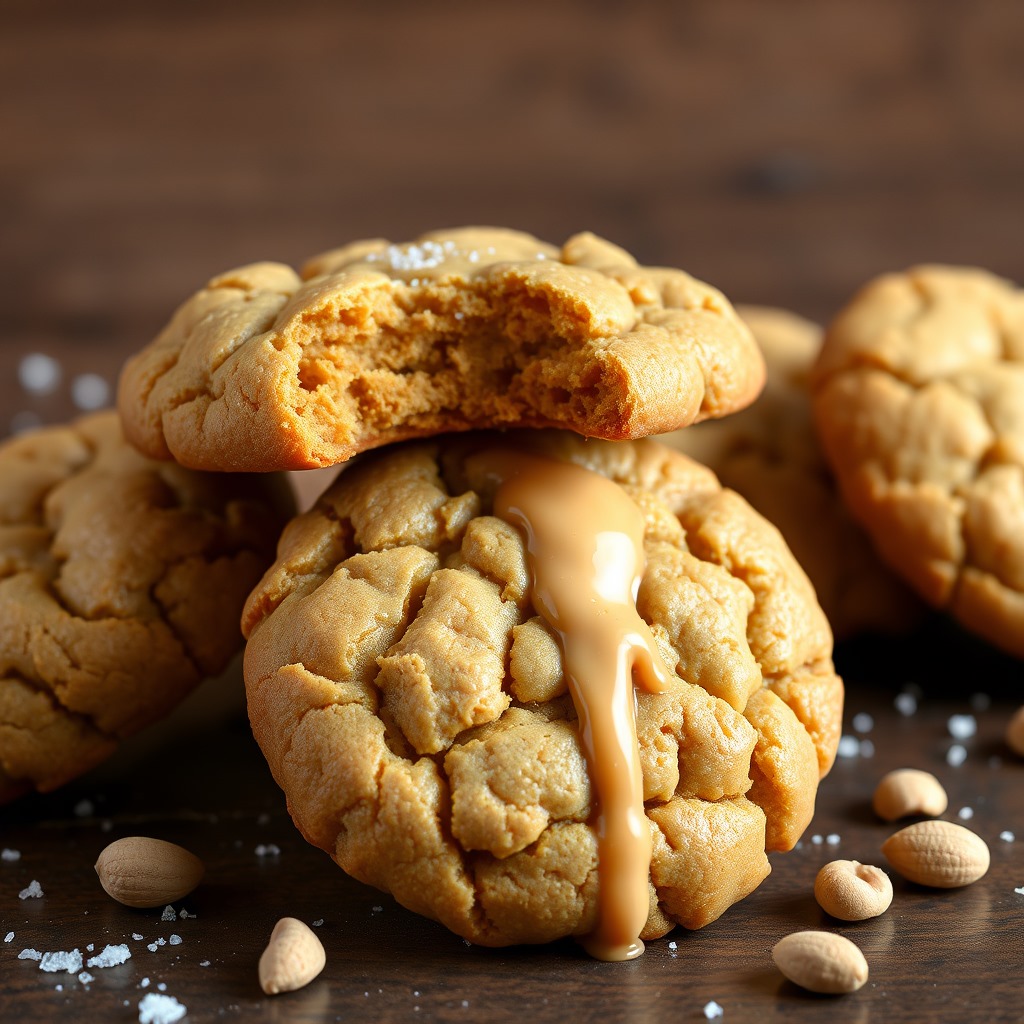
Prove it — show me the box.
[2,0,1023,436]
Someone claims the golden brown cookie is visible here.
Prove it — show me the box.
[812,266,1024,658]
[118,228,764,472]
[243,431,842,949]
[663,305,921,639]
[0,411,292,801]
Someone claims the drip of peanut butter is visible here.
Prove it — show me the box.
[478,448,673,961]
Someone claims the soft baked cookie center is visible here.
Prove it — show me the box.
[290,271,638,445]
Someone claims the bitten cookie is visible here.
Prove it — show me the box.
[0,411,292,801]
[243,431,843,949]
[118,227,764,472]
[663,305,920,639]
[812,266,1024,658]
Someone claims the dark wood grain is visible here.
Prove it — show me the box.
[2,2,1024,1021]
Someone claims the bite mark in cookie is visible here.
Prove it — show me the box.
[119,228,764,472]
[812,266,1024,657]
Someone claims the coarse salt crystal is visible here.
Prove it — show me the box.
[132,933,144,941]
[947,744,968,767]
[4,932,13,942]
[836,735,860,758]
[178,909,196,919]
[169,935,182,946]
[948,715,977,740]
[78,971,94,985]
[826,833,841,845]
[158,983,167,992]
[851,712,874,733]
[19,880,43,899]
[88,943,131,968]
[19,948,43,961]
[312,919,324,927]
[255,844,280,858]
[1000,831,1015,842]
[957,807,974,821]
[147,944,159,952]
[138,992,187,1024]
[18,353,61,395]
[372,905,383,913]
[200,961,211,967]
[895,693,918,716]
[1015,887,1024,896]
[704,1001,724,1019]
[86,944,94,952]
[141,977,150,987]
[40,950,83,974]
[71,373,110,411]
[2,848,21,862]
[668,940,678,950]
[160,906,177,922]
[811,834,823,845]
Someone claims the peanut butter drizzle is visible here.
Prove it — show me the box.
[481,448,673,962]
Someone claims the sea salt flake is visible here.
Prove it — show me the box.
[311,919,324,927]
[18,353,61,395]
[40,950,83,974]
[161,906,177,922]
[957,807,974,821]
[1015,887,1024,896]
[1000,831,1015,842]
[178,909,196,919]
[71,373,110,411]
[200,960,211,967]
[147,944,159,953]
[19,948,43,961]
[88,943,131,968]
[19,879,43,899]
[668,940,678,950]
[851,712,874,733]
[141,977,150,987]
[78,971,95,984]
[704,1001,724,1019]
[138,992,187,1024]
[947,744,968,767]
[169,934,182,946]
[895,693,918,716]
[2,848,21,862]
[948,715,977,740]
[4,932,13,942]
[836,735,860,758]
[133,933,144,941]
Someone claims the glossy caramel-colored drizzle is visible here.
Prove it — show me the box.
[484,449,673,961]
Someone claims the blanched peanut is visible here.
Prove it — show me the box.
[872,769,947,821]
[814,860,893,921]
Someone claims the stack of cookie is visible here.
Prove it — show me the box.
[106,228,843,959]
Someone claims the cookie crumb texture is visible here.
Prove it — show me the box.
[813,266,1024,657]
[0,412,291,801]
[243,433,842,947]
[118,228,764,472]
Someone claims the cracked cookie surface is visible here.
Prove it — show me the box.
[0,411,292,801]
[812,266,1024,657]
[242,431,842,947]
[663,305,920,639]
[118,227,764,472]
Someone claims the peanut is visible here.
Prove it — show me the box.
[1006,706,1024,756]
[259,917,326,995]
[814,860,893,921]
[872,769,947,821]
[95,836,204,908]
[772,930,868,994]
[881,819,990,888]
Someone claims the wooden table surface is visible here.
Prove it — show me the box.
[2,2,1023,1021]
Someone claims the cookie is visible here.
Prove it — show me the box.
[118,227,764,472]
[663,305,920,639]
[243,431,842,953]
[812,266,1024,658]
[0,411,292,801]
